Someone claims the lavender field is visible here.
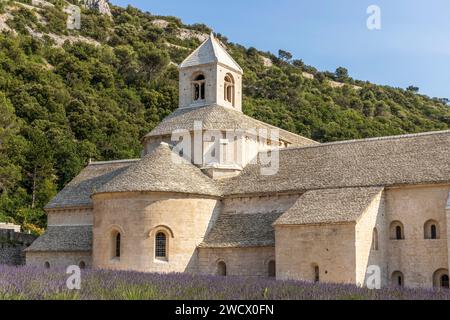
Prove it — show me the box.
[0,265,449,300]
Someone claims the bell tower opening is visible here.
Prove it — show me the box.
[193,74,206,102]
[224,74,235,107]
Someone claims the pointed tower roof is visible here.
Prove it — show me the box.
[179,33,243,73]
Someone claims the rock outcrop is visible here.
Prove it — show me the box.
[82,0,112,17]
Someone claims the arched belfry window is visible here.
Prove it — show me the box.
[193,74,206,102]
[224,74,235,106]
[155,232,168,260]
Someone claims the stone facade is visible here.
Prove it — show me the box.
[0,226,36,266]
[92,192,220,273]
[26,34,450,290]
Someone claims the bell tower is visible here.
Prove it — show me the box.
[178,33,243,111]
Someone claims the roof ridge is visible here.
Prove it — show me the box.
[89,159,140,166]
[280,129,450,152]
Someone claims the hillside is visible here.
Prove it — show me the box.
[1,0,450,233]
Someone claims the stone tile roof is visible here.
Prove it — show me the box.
[95,143,222,197]
[144,104,318,147]
[274,187,383,226]
[179,34,243,73]
[223,130,450,196]
[200,211,284,248]
[45,160,138,210]
[25,225,92,252]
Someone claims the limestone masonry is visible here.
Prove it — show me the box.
[26,34,450,289]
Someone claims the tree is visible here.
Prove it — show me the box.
[278,49,293,62]
[407,86,420,93]
[335,67,349,82]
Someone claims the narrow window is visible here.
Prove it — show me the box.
[396,226,402,240]
[224,74,235,106]
[155,232,167,259]
[314,265,320,283]
[431,225,437,240]
[424,220,439,239]
[193,74,206,102]
[44,261,50,269]
[217,261,227,276]
[115,233,121,258]
[372,228,379,251]
[79,261,86,269]
[441,275,449,289]
[268,260,276,277]
[390,221,404,240]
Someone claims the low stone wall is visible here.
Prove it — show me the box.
[0,229,37,266]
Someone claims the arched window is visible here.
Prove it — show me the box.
[424,220,439,239]
[155,232,167,260]
[193,74,206,102]
[111,230,121,259]
[217,261,227,276]
[372,228,379,251]
[390,221,404,240]
[44,261,50,269]
[224,74,235,106]
[79,261,86,269]
[391,271,404,287]
[268,260,276,277]
[433,269,449,289]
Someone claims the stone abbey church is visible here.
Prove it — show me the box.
[27,34,450,289]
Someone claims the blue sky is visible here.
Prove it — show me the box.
[110,0,450,99]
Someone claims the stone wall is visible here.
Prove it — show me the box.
[47,207,93,226]
[26,251,92,269]
[385,185,449,288]
[92,192,221,273]
[198,247,275,277]
[0,229,37,265]
[275,223,357,283]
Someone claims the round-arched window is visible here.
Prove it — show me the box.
[193,74,206,102]
[224,74,235,106]
[217,261,227,276]
[155,232,167,260]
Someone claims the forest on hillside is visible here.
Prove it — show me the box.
[1,0,450,233]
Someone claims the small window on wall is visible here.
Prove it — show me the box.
[268,260,276,277]
[111,230,121,259]
[372,228,379,251]
[217,261,227,276]
[313,264,320,283]
[433,269,449,289]
[79,261,86,269]
[155,232,167,260]
[390,221,405,240]
[391,271,404,287]
[424,220,439,239]
[44,261,50,269]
